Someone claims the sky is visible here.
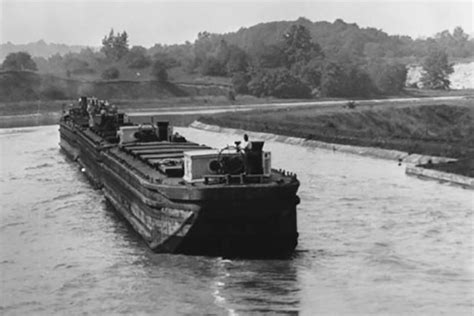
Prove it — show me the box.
[1,0,473,47]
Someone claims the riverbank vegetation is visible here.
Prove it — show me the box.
[0,94,307,128]
[2,18,473,103]
[198,101,474,177]
[0,94,303,117]
[2,88,472,118]
[1,18,473,178]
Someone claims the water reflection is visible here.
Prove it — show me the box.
[103,194,303,314]
[219,259,300,314]
[120,226,302,314]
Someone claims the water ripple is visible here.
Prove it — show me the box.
[0,125,472,315]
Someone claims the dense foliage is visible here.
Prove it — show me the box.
[1,52,37,71]
[4,18,471,99]
[101,29,129,61]
[247,68,311,98]
[101,67,120,80]
[420,49,454,90]
[151,60,168,82]
[126,46,152,69]
[367,61,408,94]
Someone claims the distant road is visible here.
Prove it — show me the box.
[127,96,468,116]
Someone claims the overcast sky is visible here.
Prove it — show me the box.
[1,0,472,47]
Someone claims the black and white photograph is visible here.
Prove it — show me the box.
[0,0,473,314]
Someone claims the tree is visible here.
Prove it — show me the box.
[270,69,311,98]
[126,46,151,69]
[255,44,286,68]
[346,66,373,97]
[101,67,120,79]
[63,55,93,75]
[247,68,311,98]
[197,38,232,76]
[231,71,250,94]
[363,42,385,59]
[282,24,323,69]
[320,61,373,97]
[153,52,179,69]
[101,29,129,61]
[226,46,249,74]
[215,39,230,67]
[420,48,454,90]
[193,31,214,69]
[295,57,324,88]
[1,52,37,71]
[201,56,226,76]
[367,61,407,94]
[452,26,469,43]
[151,60,168,82]
[319,62,347,97]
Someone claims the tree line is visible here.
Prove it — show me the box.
[1,18,467,98]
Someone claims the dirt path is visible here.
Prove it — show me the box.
[126,96,468,116]
[1,95,469,128]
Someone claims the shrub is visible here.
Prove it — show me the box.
[201,56,226,76]
[151,60,168,82]
[1,52,37,71]
[71,68,96,75]
[40,86,67,100]
[126,46,152,69]
[231,72,250,94]
[367,61,407,94]
[101,67,120,80]
[320,62,374,98]
[420,48,454,90]
[248,68,311,98]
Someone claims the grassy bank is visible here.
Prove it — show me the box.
[198,100,474,177]
[0,112,207,129]
[0,95,297,128]
[421,158,474,178]
[0,113,61,128]
[2,94,473,178]
[0,71,230,102]
[0,95,302,117]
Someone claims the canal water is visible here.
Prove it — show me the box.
[0,125,472,315]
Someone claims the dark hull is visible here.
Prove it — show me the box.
[59,122,299,258]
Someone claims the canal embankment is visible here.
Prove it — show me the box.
[1,96,472,187]
[190,121,474,189]
[194,100,474,187]
[0,94,471,129]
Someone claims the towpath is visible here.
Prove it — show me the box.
[127,95,468,116]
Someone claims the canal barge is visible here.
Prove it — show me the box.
[59,97,300,257]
